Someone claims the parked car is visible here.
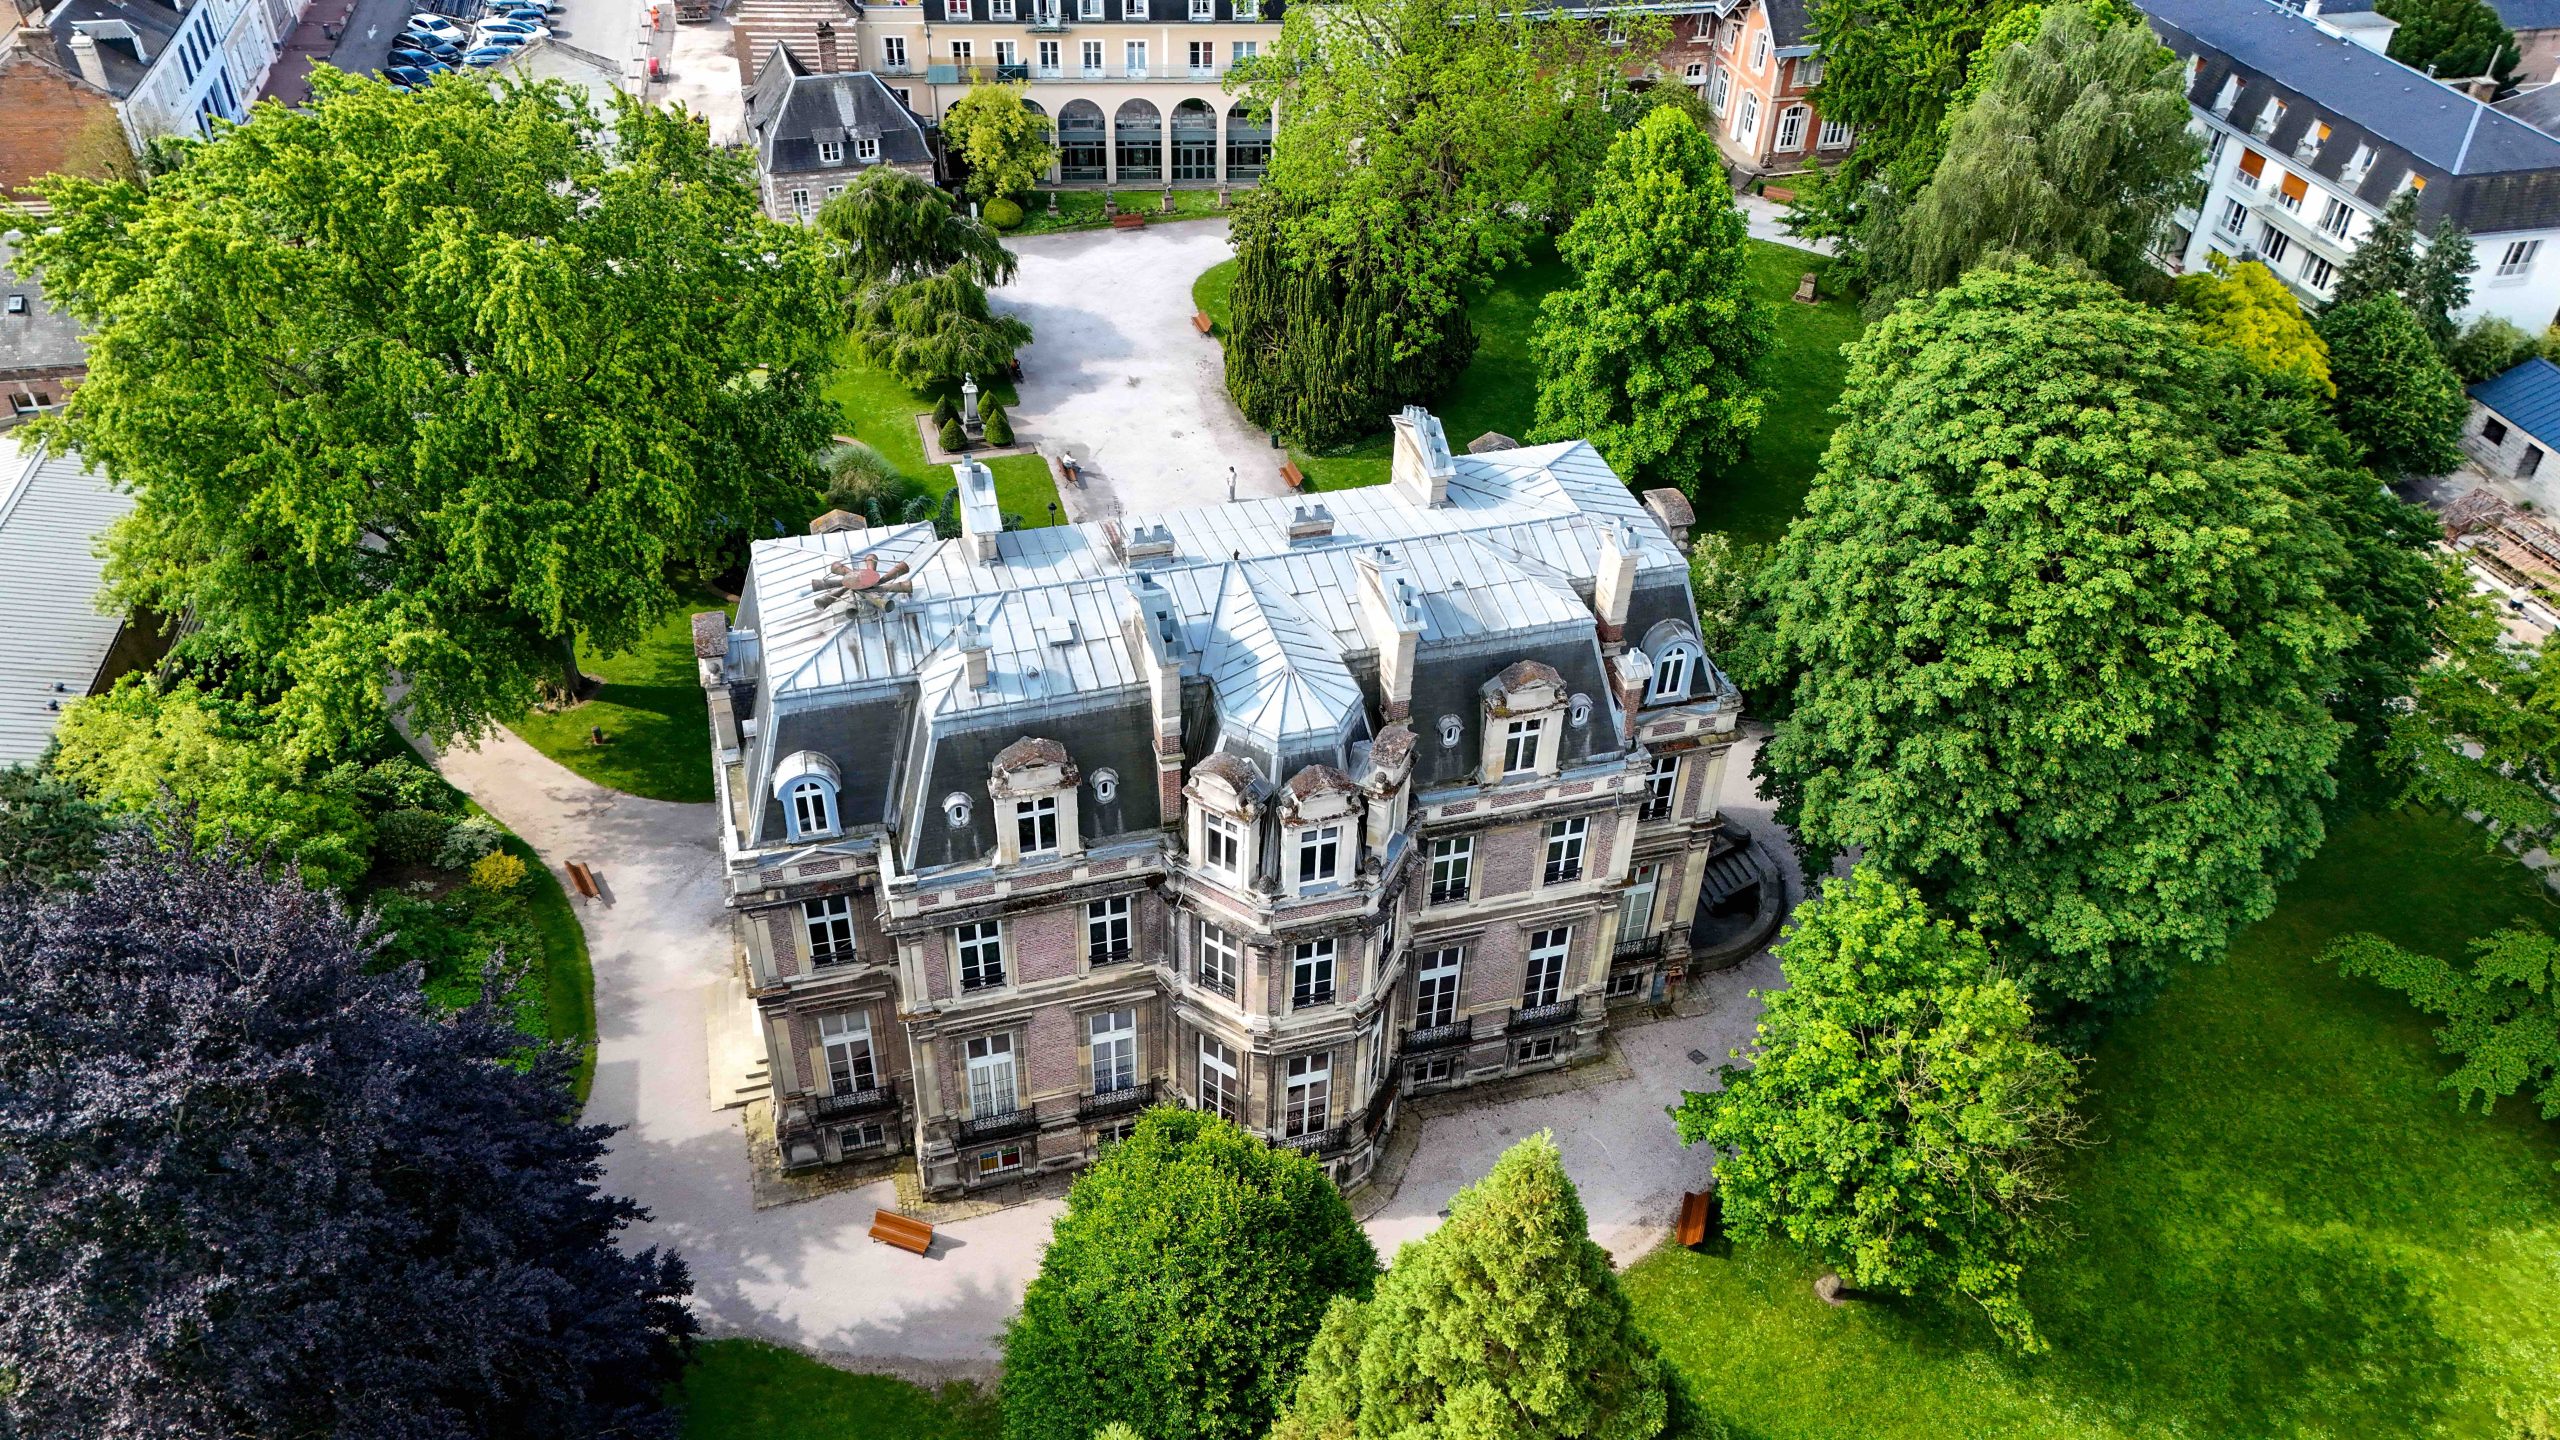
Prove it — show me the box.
[406,13,464,35]
[485,6,548,20]
[476,21,547,40]
[385,64,431,87]
[460,43,519,64]
[398,25,458,46]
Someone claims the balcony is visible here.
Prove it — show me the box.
[1613,932,1664,964]
[926,62,1032,84]
[1292,984,1336,1010]
[1544,860,1583,885]
[957,1105,1039,1142]
[1639,798,1673,822]
[808,940,862,969]
[1079,1079,1156,1121]
[1428,880,1469,905]
[1405,1020,1472,1053]
[1088,943,1133,967]
[1195,968,1237,1000]
[1277,1124,1344,1155]
[1509,998,1578,1034]
[809,1078,897,1120]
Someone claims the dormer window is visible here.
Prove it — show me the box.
[2212,75,2239,117]
[791,782,836,836]
[1502,719,1542,777]
[1203,813,1242,873]
[856,136,879,161]
[1438,715,1463,748]
[2253,97,2284,139]
[1016,796,1059,855]
[818,140,843,164]
[1650,645,1697,704]
[943,792,974,827]
[1568,693,1593,728]
[1092,768,1119,804]
[772,750,842,841]
[1297,824,1341,886]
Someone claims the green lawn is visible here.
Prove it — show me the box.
[510,827,598,1100]
[1190,238,1859,545]
[676,1340,998,1440]
[1626,807,2560,1440]
[1010,187,1234,236]
[821,348,1064,528]
[506,584,734,805]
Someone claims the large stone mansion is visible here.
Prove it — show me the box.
[694,409,1744,1196]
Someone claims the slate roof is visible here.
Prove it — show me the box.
[2490,0,2560,31]
[2471,356,2560,438]
[728,430,1723,870]
[0,435,133,765]
[743,46,929,179]
[2496,82,2560,136]
[2146,0,2560,234]
[1,241,87,378]
[39,0,183,100]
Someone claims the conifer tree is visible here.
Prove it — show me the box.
[1270,1135,1675,1440]
[2331,188,2475,350]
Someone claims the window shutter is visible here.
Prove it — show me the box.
[2238,149,2265,178]
[2281,172,2308,203]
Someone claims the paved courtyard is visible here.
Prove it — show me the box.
[430,720,1796,1379]
[994,220,1291,524]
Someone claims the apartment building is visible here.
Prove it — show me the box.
[2147,0,2560,329]
[696,409,1743,1196]
[1669,0,1853,178]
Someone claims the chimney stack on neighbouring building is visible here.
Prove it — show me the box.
[1388,406,1455,509]
[955,458,1004,563]
[1124,576,1189,822]
[1354,545,1423,723]
[814,20,838,73]
[1592,519,1639,648]
[961,616,992,690]
[66,29,108,90]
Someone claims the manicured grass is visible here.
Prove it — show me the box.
[820,345,1063,528]
[676,1340,999,1440]
[1624,808,2560,1440]
[509,828,597,1100]
[1196,239,1860,545]
[506,584,735,805]
[1009,187,1233,236]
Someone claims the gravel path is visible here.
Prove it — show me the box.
[434,711,1794,1375]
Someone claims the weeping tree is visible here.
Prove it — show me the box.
[820,167,1030,391]
[1222,191,1474,450]
[848,269,1034,391]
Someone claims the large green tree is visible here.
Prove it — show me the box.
[2318,294,2470,476]
[1270,1134,1676,1440]
[1756,260,2359,1018]
[1888,2,2199,304]
[2381,586,2560,836]
[942,81,1055,203]
[1675,867,2082,1350]
[819,167,1030,391]
[23,72,841,755]
[2330,187,2476,349]
[2175,258,2334,395]
[1003,1108,1378,1440]
[2324,923,2560,1150]
[1529,106,1769,497]
[2380,0,2519,86]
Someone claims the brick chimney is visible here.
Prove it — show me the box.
[815,20,838,73]
[67,29,108,90]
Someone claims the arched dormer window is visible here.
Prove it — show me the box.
[1650,644,1699,705]
[773,750,843,841]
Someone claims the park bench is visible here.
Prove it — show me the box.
[1761,184,1796,203]
[1676,1188,1720,1250]
[1111,212,1146,231]
[1059,455,1083,487]
[869,1208,935,1256]
[1192,309,1214,336]
[564,861,601,901]
[1281,461,1305,491]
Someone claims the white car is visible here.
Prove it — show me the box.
[476,20,548,41]
[407,12,463,34]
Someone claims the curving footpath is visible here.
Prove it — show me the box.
[433,724,1795,1378]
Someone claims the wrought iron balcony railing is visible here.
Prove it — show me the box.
[1428,880,1469,905]
[1404,1020,1472,1053]
[1079,1079,1155,1120]
[808,940,862,968]
[1613,933,1664,963]
[957,1105,1039,1142]
[1277,1124,1343,1155]
[1639,798,1674,822]
[1195,968,1237,1000]
[809,1079,897,1120]
[1509,998,1578,1034]
[1292,984,1336,1010]
[1088,943,1133,967]
[1544,860,1583,885]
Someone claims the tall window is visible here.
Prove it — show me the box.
[1543,817,1588,884]
[790,189,812,219]
[1198,1035,1240,1120]
[1416,947,1463,1030]
[1774,105,1806,151]
[994,38,1017,65]
[1202,813,1242,874]
[1292,939,1337,1008]
[1087,896,1133,962]
[1650,646,1694,703]
[1188,38,1213,71]
[2218,197,2248,238]
[957,920,1005,991]
[1089,1008,1137,1094]
[1523,928,1570,1008]
[2501,239,2543,278]
[2260,227,2292,265]
[1016,796,1059,855]
[1819,117,1854,148]
[1645,754,1679,817]
[882,35,906,67]
[2319,197,2354,238]
[2303,254,2337,292]
[1284,1053,1331,1138]
[1501,719,1542,776]
[822,1011,876,1094]
[1081,38,1103,71]
[1749,29,1769,70]
[1297,825,1341,886]
[950,38,974,63]
[1430,834,1473,901]
[789,780,836,837]
[1198,920,1239,997]
[1708,66,1730,116]
[1037,38,1058,71]
[965,1033,1016,1119]
[1796,55,1824,86]
[1620,864,1659,940]
[1737,92,1761,144]
[804,894,855,964]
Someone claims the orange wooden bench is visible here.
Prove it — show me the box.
[1281,461,1305,491]
[869,1208,934,1256]
[1761,184,1797,203]
[1111,212,1146,231]
[565,861,601,900]
[1676,1189,1719,1249]
[1192,309,1214,336]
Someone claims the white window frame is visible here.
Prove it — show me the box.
[2260,227,2292,265]
[1606,968,1646,999]
[817,139,843,165]
[1202,812,1242,874]
[1650,645,1695,703]
[2219,197,2248,238]
[1543,817,1588,883]
[1086,895,1132,962]
[1291,938,1337,1008]
[1198,1034,1240,1120]
[1737,92,1761,144]
[1080,37,1103,72]
[948,0,972,18]
[804,893,855,963]
[1501,718,1542,777]
[1188,37,1213,71]
[855,136,879,162]
[1749,29,1769,71]
[1774,104,1806,152]
[956,919,1006,991]
[1708,65,1730,116]
[1429,834,1473,899]
[2303,253,2337,292]
[1080,0,1101,18]
[1518,1034,1561,1063]
[1089,1007,1137,1095]
[881,35,907,67]
[1188,0,1211,17]
[787,779,836,837]
[1037,37,1059,70]
[1817,116,1850,149]
[1296,824,1342,886]
[1645,754,1679,816]
[1016,795,1059,856]
[1620,863,1660,940]
[822,1010,876,1094]
[994,38,1018,65]
[950,38,974,63]
[1523,927,1570,1008]
[1123,0,1145,19]
[2319,196,2354,238]
[965,1032,1017,1120]
[2500,239,2542,278]
[991,0,1014,15]
[1416,946,1463,1030]
[1283,1052,1331,1138]
[1796,55,1824,86]
[1125,38,1146,73]
[1197,919,1239,997]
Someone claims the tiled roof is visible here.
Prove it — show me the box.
[2490,0,2560,32]
[744,46,930,178]
[0,435,133,765]
[2471,356,2560,440]
[1,242,87,376]
[40,0,182,100]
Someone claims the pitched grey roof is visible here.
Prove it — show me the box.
[744,46,930,178]
[2495,81,2560,136]
[2471,356,2560,438]
[1,241,88,377]
[40,0,183,100]
[2145,0,2560,232]
[0,435,133,764]
[2490,0,2560,32]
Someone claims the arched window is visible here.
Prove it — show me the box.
[1650,645,1697,704]
[1092,768,1120,804]
[773,751,843,841]
[789,781,837,837]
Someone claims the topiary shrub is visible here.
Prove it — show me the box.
[468,850,528,893]
[982,401,1013,447]
[359,755,463,814]
[434,817,505,871]
[932,393,957,426]
[985,196,1025,231]
[376,808,457,867]
[939,415,969,453]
